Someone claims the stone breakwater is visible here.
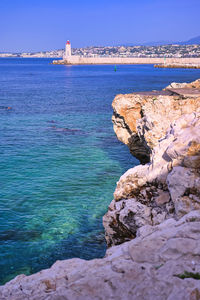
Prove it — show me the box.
[1,79,200,300]
[155,63,200,69]
[53,56,200,65]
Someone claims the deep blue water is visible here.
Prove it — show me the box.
[0,58,200,284]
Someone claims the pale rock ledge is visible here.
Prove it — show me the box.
[112,78,200,163]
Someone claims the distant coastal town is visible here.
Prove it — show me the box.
[1,44,200,58]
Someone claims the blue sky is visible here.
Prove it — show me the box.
[0,0,199,52]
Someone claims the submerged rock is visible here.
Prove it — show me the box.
[0,106,12,110]
[48,126,82,134]
[0,229,41,242]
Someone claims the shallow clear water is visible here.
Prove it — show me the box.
[0,58,200,284]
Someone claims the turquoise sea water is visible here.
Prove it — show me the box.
[0,58,200,284]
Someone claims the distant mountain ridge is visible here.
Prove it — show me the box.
[125,35,200,47]
[180,35,200,45]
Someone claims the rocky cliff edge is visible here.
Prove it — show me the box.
[111,78,200,163]
[104,79,200,246]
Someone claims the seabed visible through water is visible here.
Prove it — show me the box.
[0,58,200,284]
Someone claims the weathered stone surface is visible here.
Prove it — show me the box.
[185,78,200,89]
[112,79,200,164]
[165,81,188,89]
[1,211,200,300]
[166,88,200,98]
[104,112,200,246]
[165,78,200,90]
[167,167,200,218]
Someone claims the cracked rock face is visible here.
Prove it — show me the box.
[112,79,200,164]
[1,211,200,300]
[104,92,200,246]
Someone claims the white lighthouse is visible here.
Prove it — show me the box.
[65,40,71,58]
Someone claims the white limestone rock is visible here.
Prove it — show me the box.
[104,112,200,246]
[112,79,200,164]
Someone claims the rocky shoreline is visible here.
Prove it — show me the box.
[1,79,200,300]
[104,79,200,247]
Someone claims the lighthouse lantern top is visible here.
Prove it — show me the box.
[66,40,70,45]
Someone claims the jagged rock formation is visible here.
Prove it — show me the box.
[112,79,200,163]
[1,79,200,299]
[104,79,200,246]
[1,211,200,300]
[103,112,200,246]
